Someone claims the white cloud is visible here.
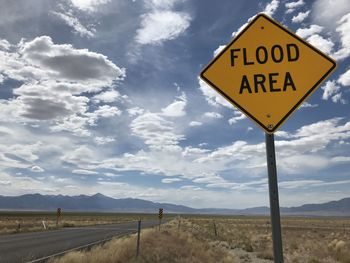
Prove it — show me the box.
[279,155,330,174]
[195,118,350,175]
[306,34,334,54]
[62,145,95,168]
[161,178,182,184]
[275,131,292,139]
[72,169,98,175]
[182,147,209,157]
[0,142,41,169]
[94,137,115,145]
[321,80,346,104]
[0,36,125,134]
[135,11,191,45]
[280,179,350,189]
[300,102,318,108]
[292,11,310,23]
[263,0,280,17]
[285,0,304,13]
[179,185,201,191]
[279,180,324,189]
[0,39,11,50]
[161,95,187,117]
[130,112,185,149]
[198,78,232,108]
[189,121,202,127]
[0,173,58,195]
[338,69,350,87]
[13,81,89,120]
[333,13,350,60]
[0,36,125,128]
[51,11,95,38]
[70,0,111,12]
[51,105,121,137]
[331,156,350,163]
[331,93,346,104]
[146,0,184,9]
[31,165,44,173]
[93,89,121,103]
[203,112,223,119]
[296,24,323,38]
[88,105,121,118]
[322,80,341,100]
[292,118,349,139]
[228,113,246,125]
[311,0,350,29]
[19,36,125,86]
[127,107,145,117]
[213,45,226,57]
[50,115,92,137]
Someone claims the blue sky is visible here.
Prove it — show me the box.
[0,0,349,209]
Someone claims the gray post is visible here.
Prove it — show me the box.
[213,221,218,237]
[265,133,284,263]
[136,219,141,257]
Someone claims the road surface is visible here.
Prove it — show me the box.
[0,220,159,263]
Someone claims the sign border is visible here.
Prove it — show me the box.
[200,13,337,134]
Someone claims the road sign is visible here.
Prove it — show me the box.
[57,208,61,217]
[56,208,61,227]
[158,208,163,219]
[200,13,336,133]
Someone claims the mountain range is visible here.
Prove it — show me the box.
[0,193,349,216]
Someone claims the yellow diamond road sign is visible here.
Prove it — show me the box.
[200,14,336,134]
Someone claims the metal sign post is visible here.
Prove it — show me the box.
[56,208,61,227]
[136,219,141,258]
[158,208,163,231]
[265,133,283,262]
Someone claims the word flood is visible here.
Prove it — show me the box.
[230,43,299,66]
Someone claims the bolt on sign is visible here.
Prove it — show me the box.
[200,13,336,133]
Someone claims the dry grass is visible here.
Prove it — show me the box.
[49,216,350,263]
[182,215,350,263]
[49,220,234,263]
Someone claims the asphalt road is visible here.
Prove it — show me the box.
[0,220,160,263]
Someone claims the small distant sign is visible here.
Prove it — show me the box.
[57,208,61,217]
[200,13,336,133]
[158,208,163,219]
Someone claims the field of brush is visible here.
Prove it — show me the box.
[49,214,350,263]
[1,212,350,262]
[182,215,350,262]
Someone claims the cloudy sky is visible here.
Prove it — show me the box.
[0,0,349,209]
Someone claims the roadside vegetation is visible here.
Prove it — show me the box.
[50,216,350,263]
[49,219,234,263]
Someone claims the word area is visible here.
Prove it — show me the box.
[230,44,299,94]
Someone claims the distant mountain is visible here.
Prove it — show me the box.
[281,197,350,216]
[234,198,350,216]
[0,193,196,213]
[0,193,349,216]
